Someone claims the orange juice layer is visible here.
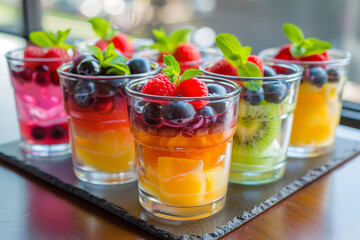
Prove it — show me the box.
[290,82,341,147]
[70,118,135,172]
[135,128,234,206]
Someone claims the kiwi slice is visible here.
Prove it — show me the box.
[232,101,281,159]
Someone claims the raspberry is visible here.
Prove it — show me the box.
[176,78,208,110]
[173,43,201,62]
[111,33,135,58]
[248,55,264,76]
[207,58,237,76]
[24,46,47,70]
[142,73,176,96]
[95,39,108,51]
[45,47,69,72]
[299,51,329,61]
[274,44,296,60]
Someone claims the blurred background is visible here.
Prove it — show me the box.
[0,0,359,143]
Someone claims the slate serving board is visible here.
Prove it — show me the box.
[0,137,359,240]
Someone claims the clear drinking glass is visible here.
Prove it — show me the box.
[201,61,302,184]
[125,76,241,220]
[259,48,352,158]
[6,48,73,157]
[58,63,160,184]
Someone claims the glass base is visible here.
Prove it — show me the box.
[139,188,226,220]
[73,163,137,185]
[229,161,286,185]
[21,140,71,157]
[287,144,334,158]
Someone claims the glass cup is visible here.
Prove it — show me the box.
[58,63,160,185]
[125,76,241,220]
[6,48,73,157]
[135,48,222,73]
[201,61,302,184]
[258,48,352,158]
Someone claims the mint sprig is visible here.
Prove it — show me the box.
[215,33,262,91]
[161,54,203,85]
[89,17,118,41]
[29,29,75,49]
[87,43,130,75]
[149,28,192,53]
[283,23,332,57]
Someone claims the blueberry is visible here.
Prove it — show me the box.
[134,100,147,113]
[77,58,101,76]
[307,66,328,87]
[243,87,264,105]
[127,58,151,74]
[73,80,96,108]
[327,68,340,83]
[207,101,227,114]
[73,55,92,68]
[199,106,217,127]
[34,65,51,86]
[142,103,162,126]
[184,114,204,130]
[69,66,77,74]
[263,81,288,103]
[50,125,66,139]
[263,65,276,77]
[161,102,196,125]
[96,82,117,97]
[207,83,227,97]
[31,126,46,140]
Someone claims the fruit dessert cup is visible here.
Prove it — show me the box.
[125,55,241,220]
[258,23,352,158]
[5,29,75,157]
[202,61,301,184]
[201,33,302,184]
[58,44,160,184]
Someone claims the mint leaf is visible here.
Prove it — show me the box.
[168,28,191,52]
[89,17,112,39]
[301,38,332,57]
[216,33,244,67]
[105,64,130,75]
[180,69,204,82]
[87,45,104,64]
[282,23,304,44]
[29,31,55,48]
[237,62,262,78]
[290,44,306,57]
[161,66,178,83]
[57,29,71,44]
[103,43,117,60]
[244,80,262,92]
[163,54,180,76]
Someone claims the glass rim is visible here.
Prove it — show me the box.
[5,47,75,62]
[199,61,303,81]
[258,47,352,66]
[57,62,161,80]
[125,75,241,101]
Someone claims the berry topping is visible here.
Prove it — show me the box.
[307,66,328,87]
[198,106,217,127]
[73,80,96,108]
[33,65,51,86]
[247,55,264,76]
[45,47,69,59]
[161,102,196,125]
[207,101,227,114]
[111,33,135,57]
[263,65,276,77]
[127,57,151,74]
[141,73,176,96]
[95,39,108,51]
[24,46,47,58]
[207,83,227,96]
[142,103,162,126]
[31,126,46,140]
[176,78,208,109]
[49,125,66,139]
[244,88,265,106]
[77,58,101,76]
[274,44,294,60]
[173,43,201,62]
[327,68,339,83]
[207,58,237,76]
[263,81,288,103]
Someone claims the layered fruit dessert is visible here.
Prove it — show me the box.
[125,54,240,219]
[58,43,159,184]
[203,33,301,184]
[6,29,75,156]
[259,23,351,157]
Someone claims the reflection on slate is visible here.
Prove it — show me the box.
[0,138,359,240]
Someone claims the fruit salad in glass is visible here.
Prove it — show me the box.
[125,55,241,219]
[201,33,302,184]
[6,29,75,156]
[259,23,352,158]
[137,27,220,73]
[58,43,160,184]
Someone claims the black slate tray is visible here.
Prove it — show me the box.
[0,137,359,240]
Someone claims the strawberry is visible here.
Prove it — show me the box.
[142,73,176,96]
[173,43,201,62]
[45,47,69,71]
[176,77,208,110]
[111,33,135,58]
[274,44,295,60]
[248,55,264,76]
[207,58,237,76]
[95,39,108,51]
[299,51,329,61]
